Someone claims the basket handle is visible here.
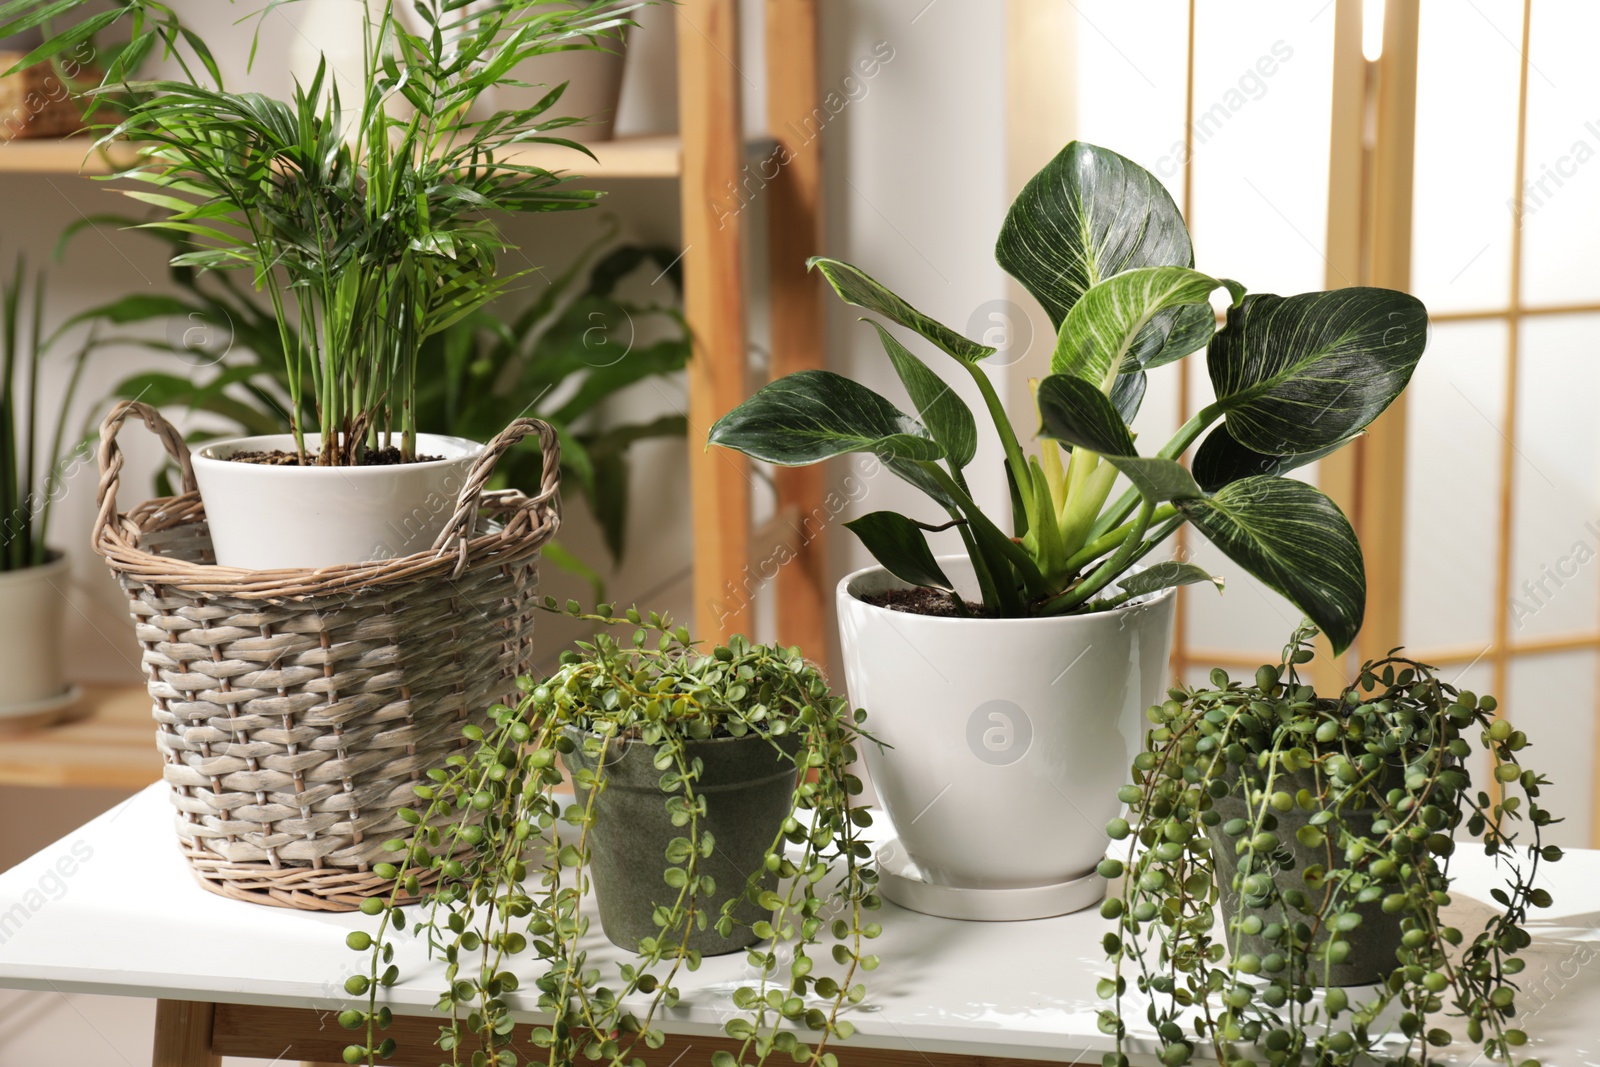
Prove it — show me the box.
[431,417,562,556]
[94,400,197,552]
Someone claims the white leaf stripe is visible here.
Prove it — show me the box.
[1208,288,1427,454]
[709,370,942,465]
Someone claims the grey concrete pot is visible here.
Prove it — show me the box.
[562,728,800,956]
[1208,768,1405,987]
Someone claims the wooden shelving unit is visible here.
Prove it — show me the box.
[0,0,828,791]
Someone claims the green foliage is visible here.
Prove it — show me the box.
[12,0,636,463]
[0,257,94,572]
[708,141,1428,652]
[340,605,879,1067]
[1101,623,1559,1067]
[74,222,689,579]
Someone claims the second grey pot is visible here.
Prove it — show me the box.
[562,729,800,956]
[1208,770,1405,988]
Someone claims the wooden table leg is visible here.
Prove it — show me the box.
[152,1000,219,1067]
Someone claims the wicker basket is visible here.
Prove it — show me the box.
[93,401,561,911]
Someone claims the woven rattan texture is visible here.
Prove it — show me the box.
[95,402,560,912]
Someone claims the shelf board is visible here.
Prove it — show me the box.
[0,133,696,178]
[502,133,685,178]
[0,136,136,174]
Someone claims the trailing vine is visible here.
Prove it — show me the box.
[1099,623,1560,1067]
[339,602,880,1066]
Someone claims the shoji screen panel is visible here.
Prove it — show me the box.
[1048,0,1600,844]
[1071,0,1339,680]
[1406,0,1600,847]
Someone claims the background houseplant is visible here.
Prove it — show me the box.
[1101,623,1560,1067]
[71,221,690,588]
[710,140,1429,920]
[13,0,637,567]
[0,257,92,721]
[342,604,879,1067]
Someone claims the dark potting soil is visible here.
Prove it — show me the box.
[861,586,987,617]
[225,447,443,466]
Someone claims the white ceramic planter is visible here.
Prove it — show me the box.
[490,38,628,142]
[190,433,484,570]
[0,551,76,720]
[836,556,1176,920]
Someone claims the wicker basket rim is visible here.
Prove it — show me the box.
[93,400,562,598]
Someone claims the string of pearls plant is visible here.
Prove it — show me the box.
[338,602,880,1066]
[1098,623,1560,1067]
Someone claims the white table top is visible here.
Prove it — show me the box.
[1,784,1598,1065]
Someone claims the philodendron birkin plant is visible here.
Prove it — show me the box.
[710,141,1427,654]
[13,0,635,568]
[709,141,1429,922]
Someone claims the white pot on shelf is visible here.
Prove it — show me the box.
[835,555,1177,921]
[0,550,79,721]
[395,0,631,142]
[190,433,484,571]
[489,31,629,143]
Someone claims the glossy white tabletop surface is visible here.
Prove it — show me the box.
[1,784,1597,1065]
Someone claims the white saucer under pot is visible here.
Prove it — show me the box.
[836,556,1176,921]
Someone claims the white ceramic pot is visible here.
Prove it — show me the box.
[190,433,484,570]
[836,556,1176,919]
[490,34,628,142]
[0,551,76,720]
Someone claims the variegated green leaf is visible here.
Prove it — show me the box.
[996,141,1193,329]
[865,320,977,469]
[1110,368,1147,422]
[708,370,942,465]
[1051,267,1228,389]
[1035,374,1135,457]
[1115,561,1224,599]
[1136,301,1218,370]
[1177,477,1365,654]
[808,257,993,364]
[1191,422,1359,493]
[1208,288,1427,454]
[843,511,954,591]
[1102,456,1205,502]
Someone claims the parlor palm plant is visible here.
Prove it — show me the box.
[8,0,635,464]
[67,221,690,585]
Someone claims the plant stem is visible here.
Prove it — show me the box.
[1160,404,1221,461]
[962,360,1034,534]
[1046,498,1155,613]
[1060,503,1178,576]
[1089,405,1224,538]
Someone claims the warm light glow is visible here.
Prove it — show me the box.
[1362,0,1387,61]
